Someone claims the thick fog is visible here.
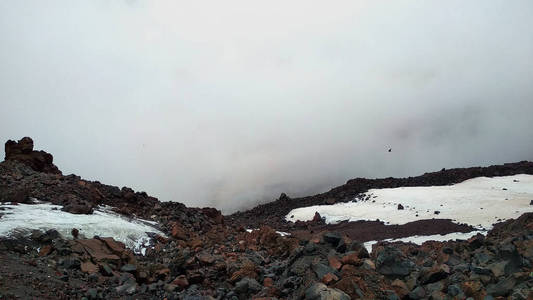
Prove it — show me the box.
[1,1,532,213]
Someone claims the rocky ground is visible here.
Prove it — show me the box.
[1,137,532,299]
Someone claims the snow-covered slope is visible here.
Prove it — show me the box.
[287,174,533,229]
[287,174,533,247]
[0,202,165,253]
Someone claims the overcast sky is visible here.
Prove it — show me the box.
[1,1,532,213]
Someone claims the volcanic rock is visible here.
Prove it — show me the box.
[171,275,189,290]
[328,256,342,270]
[376,246,414,276]
[4,137,61,174]
[486,276,516,297]
[81,261,99,274]
[305,282,350,300]
[62,203,94,215]
[321,272,339,285]
[171,222,188,240]
[71,228,79,239]
[234,277,262,295]
[323,232,342,247]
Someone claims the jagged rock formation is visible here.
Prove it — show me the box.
[4,137,61,174]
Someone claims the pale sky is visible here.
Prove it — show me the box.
[1,1,532,213]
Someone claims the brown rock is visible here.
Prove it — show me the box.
[263,277,274,288]
[340,264,359,277]
[462,281,483,297]
[391,279,409,298]
[230,261,258,282]
[341,252,361,266]
[202,207,224,224]
[171,275,189,290]
[155,234,169,244]
[333,277,361,298]
[100,237,126,254]
[361,259,375,270]
[312,212,323,223]
[137,271,149,283]
[38,245,53,256]
[75,239,121,264]
[189,238,203,249]
[197,253,215,265]
[171,223,187,240]
[62,203,94,215]
[328,256,342,270]
[322,272,339,285]
[81,261,99,274]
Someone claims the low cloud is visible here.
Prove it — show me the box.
[1,1,532,213]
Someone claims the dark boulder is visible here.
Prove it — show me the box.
[486,276,516,297]
[323,232,342,247]
[376,247,414,276]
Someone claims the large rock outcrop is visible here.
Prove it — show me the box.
[4,137,61,174]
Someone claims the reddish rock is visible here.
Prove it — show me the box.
[155,234,169,244]
[312,212,323,223]
[202,207,224,224]
[230,261,258,282]
[100,237,126,254]
[197,253,215,265]
[171,275,189,290]
[341,252,361,266]
[38,245,53,256]
[322,272,339,285]
[171,223,188,240]
[328,256,342,270]
[81,261,99,274]
[75,239,121,264]
[340,264,359,277]
[391,279,409,298]
[333,277,362,298]
[263,277,274,288]
[189,238,203,249]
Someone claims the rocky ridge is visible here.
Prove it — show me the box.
[0,137,532,299]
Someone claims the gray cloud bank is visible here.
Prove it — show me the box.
[1,1,532,213]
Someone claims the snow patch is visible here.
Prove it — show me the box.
[245,228,291,237]
[363,231,485,253]
[286,174,533,230]
[0,202,165,254]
